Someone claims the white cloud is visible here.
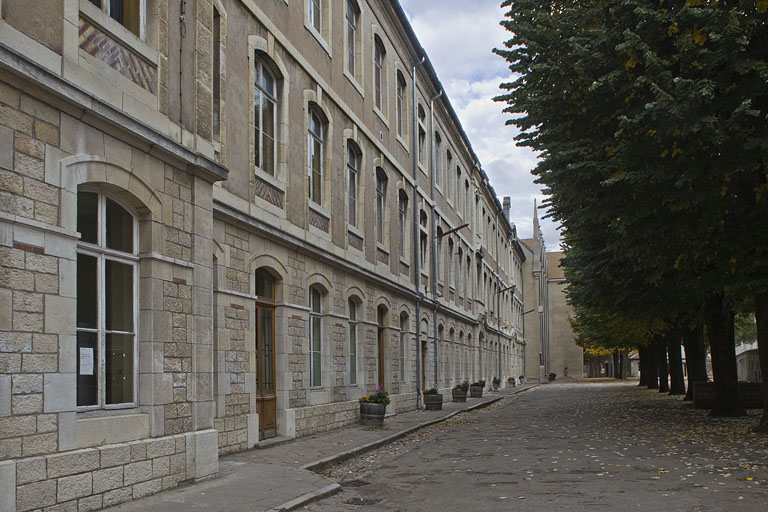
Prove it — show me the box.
[399,0,562,250]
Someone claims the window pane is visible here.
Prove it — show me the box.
[312,352,322,387]
[312,317,321,351]
[105,260,134,332]
[77,253,98,329]
[349,301,356,321]
[261,309,274,392]
[77,191,98,244]
[255,91,262,167]
[106,198,133,253]
[77,331,98,406]
[105,333,134,404]
[255,270,274,299]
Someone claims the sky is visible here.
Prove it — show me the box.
[399,0,561,251]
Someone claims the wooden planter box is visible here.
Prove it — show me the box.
[506,381,516,388]
[424,394,443,411]
[452,389,467,402]
[470,385,483,398]
[360,402,386,426]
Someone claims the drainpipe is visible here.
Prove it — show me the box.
[412,56,426,409]
[429,88,443,391]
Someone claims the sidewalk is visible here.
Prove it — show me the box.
[107,385,537,512]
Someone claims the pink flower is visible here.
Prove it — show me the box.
[375,386,382,392]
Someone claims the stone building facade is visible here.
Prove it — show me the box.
[0,1,525,510]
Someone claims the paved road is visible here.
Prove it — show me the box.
[309,381,768,511]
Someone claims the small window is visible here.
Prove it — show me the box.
[308,108,324,204]
[255,56,277,176]
[76,190,138,408]
[90,0,143,38]
[310,287,322,387]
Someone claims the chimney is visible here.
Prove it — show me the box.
[502,196,511,222]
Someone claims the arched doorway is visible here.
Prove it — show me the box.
[255,268,276,439]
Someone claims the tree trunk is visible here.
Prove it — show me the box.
[704,293,745,417]
[613,351,620,378]
[657,337,670,393]
[682,323,708,401]
[646,341,659,390]
[638,346,648,386]
[667,333,686,395]
[754,292,768,432]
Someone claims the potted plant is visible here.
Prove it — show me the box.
[506,376,516,388]
[519,375,525,384]
[423,387,443,411]
[470,379,485,398]
[492,377,501,390]
[548,372,557,382]
[359,386,390,426]
[452,380,469,402]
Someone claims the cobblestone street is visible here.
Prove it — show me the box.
[308,382,768,512]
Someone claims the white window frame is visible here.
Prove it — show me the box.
[254,56,278,176]
[76,189,139,411]
[308,0,322,33]
[347,144,359,227]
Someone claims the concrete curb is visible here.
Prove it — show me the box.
[266,483,342,512]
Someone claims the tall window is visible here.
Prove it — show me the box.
[447,238,454,287]
[347,144,359,226]
[89,0,142,38]
[255,56,277,175]
[398,190,408,258]
[376,168,387,244]
[310,287,322,387]
[446,151,453,197]
[345,1,357,76]
[76,190,137,408]
[349,299,357,385]
[308,109,324,204]
[434,132,442,188]
[464,180,470,219]
[419,210,428,269]
[396,72,406,138]
[374,38,385,111]
[466,255,472,300]
[309,0,322,32]
[417,106,426,166]
[213,8,221,142]
[400,313,408,381]
[436,228,443,281]
[458,247,464,296]
[456,168,462,215]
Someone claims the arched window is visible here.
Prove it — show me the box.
[76,189,138,408]
[349,299,358,385]
[419,209,428,268]
[255,55,277,176]
[310,286,322,387]
[345,0,358,76]
[374,37,386,111]
[308,108,324,204]
[434,132,442,188]
[417,105,426,166]
[347,142,360,227]
[376,168,388,244]
[458,247,464,296]
[396,72,406,138]
[398,190,408,258]
[255,268,274,300]
[400,312,408,381]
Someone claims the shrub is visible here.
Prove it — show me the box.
[424,387,438,395]
[453,380,470,392]
[359,386,391,405]
[470,379,486,388]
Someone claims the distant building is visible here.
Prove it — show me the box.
[521,202,549,382]
[737,342,761,382]
[546,252,584,378]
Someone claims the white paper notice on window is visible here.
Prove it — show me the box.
[79,347,94,376]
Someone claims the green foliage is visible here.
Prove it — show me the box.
[471,380,486,388]
[735,312,757,346]
[454,380,470,392]
[359,386,391,406]
[494,0,768,351]
[424,387,439,395]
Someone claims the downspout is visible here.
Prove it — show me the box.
[430,88,443,391]
[413,56,426,409]
[495,211,501,383]
[179,0,187,126]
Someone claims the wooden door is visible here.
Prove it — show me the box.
[255,305,276,440]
